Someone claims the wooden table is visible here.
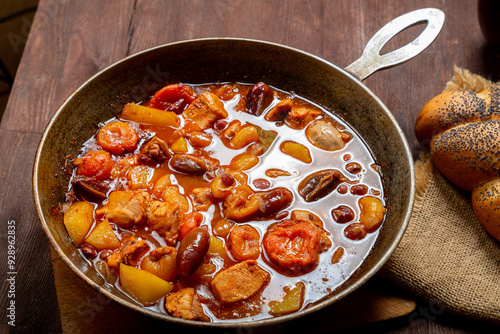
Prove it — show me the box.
[1,0,500,332]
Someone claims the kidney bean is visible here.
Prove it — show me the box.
[99,249,113,261]
[331,205,355,224]
[350,184,368,196]
[214,120,228,131]
[176,227,210,277]
[337,184,348,194]
[81,245,97,260]
[344,223,367,241]
[253,178,271,189]
[345,162,362,174]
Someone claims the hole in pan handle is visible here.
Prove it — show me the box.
[344,8,445,81]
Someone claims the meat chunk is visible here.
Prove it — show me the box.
[210,260,270,303]
[140,136,170,162]
[148,200,184,246]
[290,209,324,228]
[264,99,293,121]
[191,187,213,211]
[95,190,151,227]
[165,288,208,321]
[107,237,150,270]
[183,92,228,129]
[285,107,321,129]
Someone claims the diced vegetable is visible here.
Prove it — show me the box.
[230,125,259,149]
[127,165,154,190]
[255,127,277,153]
[270,282,305,315]
[161,186,190,212]
[280,141,312,163]
[186,131,212,147]
[63,201,95,247]
[119,263,173,305]
[84,219,120,250]
[152,173,172,199]
[359,196,386,232]
[121,103,179,127]
[169,136,188,153]
[207,235,225,256]
[230,153,260,171]
[180,212,203,240]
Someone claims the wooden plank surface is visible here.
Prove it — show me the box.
[50,247,416,333]
[1,0,500,333]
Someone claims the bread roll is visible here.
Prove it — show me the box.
[415,84,500,241]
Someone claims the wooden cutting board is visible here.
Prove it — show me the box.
[50,247,415,333]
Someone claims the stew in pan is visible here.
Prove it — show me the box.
[62,82,386,322]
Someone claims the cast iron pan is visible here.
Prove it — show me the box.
[33,8,444,328]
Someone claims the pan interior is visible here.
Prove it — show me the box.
[34,38,413,326]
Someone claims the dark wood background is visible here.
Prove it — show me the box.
[1,0,500,333]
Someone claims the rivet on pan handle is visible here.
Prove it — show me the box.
[345,8,445,81]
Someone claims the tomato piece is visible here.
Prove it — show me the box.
[180,212,203,240]
[76,150,114,180]
[263,220,321,274]
[97,121,138,154]
[148,84,198,114]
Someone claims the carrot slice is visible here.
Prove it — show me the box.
[76,150,114,180]
[97,121,138,154]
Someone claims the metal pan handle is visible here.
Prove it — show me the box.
[344,8,445,81]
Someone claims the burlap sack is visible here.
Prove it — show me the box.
[380,67,500,324]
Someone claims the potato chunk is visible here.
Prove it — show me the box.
[359,196,386,232]
[230,125,259,149]
[120,263,173,305]
[210,260,270,303]
[63,201,95,247]
[269,282,305,316]
[121,103,179,127]
[84,219,120,250]
[280,141,312,163]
